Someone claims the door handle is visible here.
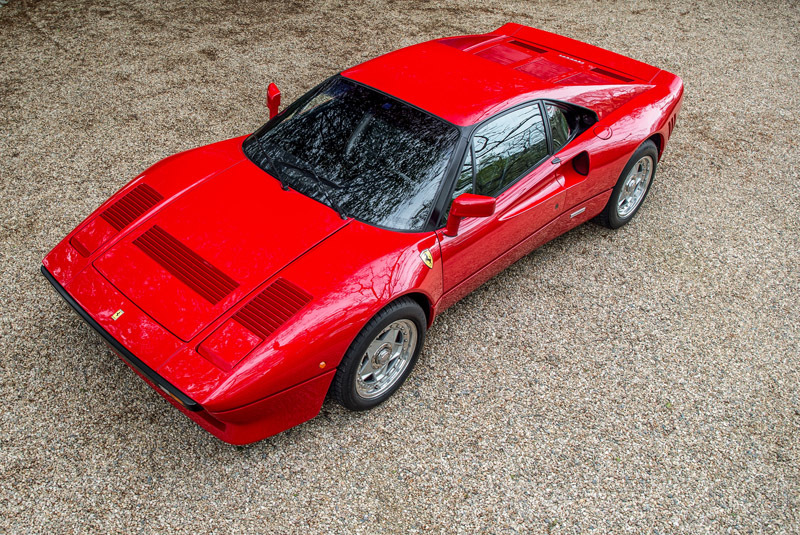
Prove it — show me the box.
[570,207,586,218]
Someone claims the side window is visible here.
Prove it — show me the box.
[444,150,475,219]
[473,104,547,197]
[546,104,572,152]
[452,151,474,199]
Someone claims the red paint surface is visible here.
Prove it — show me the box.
[42,24,683,445]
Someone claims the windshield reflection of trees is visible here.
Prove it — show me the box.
[252,78,459,232]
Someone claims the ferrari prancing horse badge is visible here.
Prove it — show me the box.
[420,249,433,269]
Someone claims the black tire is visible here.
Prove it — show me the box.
[330,297,426,411]
[595,140,659,229]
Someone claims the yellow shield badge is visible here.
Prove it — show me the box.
[419,248,433,269]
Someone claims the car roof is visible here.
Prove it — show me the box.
[342,25,659,126]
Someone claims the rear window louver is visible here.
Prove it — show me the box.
[560,71,613,85]
[133,225,239,305]
[234,278,312,340]
[100,184,163,231]
[475,43,532,65]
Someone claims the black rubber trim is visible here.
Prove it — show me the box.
[40,265,202,411]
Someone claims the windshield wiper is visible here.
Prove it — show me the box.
[276,160,347,219]
[250,135,290,191]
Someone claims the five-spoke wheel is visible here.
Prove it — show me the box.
[355,319,417,400]
[330,297,426,410]
[596,139,659,228]
[616,155,653,219]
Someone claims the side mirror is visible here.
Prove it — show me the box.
[445,193,496,237]
[267,83,281,119]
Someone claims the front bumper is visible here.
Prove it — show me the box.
[41,264,335,445]
[41,265,202,411]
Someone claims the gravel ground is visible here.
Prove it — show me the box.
[1,0,798,532]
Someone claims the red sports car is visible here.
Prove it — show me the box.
[42,23,683,444]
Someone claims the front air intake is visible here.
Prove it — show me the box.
[233,279,312,340]
[100,184,163,231]
[133,225,239,305]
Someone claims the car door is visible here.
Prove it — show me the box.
[437,101,570,306]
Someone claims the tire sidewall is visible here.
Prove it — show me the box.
[336,300,426,411]
[607,141,659,228]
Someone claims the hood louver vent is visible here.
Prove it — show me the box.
[133,225,239,305]
[234,278,312,340]
[101,184,163,231]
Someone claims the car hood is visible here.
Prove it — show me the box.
[94,158,348,341]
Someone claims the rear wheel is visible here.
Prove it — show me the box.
[330,298,426,411]
[596,140,658,228]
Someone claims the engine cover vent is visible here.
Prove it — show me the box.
[508,40,547,54]
[590,67,633,83]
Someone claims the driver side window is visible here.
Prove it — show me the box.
[444,102,549,222]
[473,103,548,197]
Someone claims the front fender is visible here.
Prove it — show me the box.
[201,220,442,412]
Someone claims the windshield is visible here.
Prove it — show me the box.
[243,77,459,231]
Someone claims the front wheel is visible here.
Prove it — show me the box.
[595,140,658,229]
[330,297,426,411]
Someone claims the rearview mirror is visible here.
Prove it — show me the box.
[445,193,496,237]
[267,83,281,119]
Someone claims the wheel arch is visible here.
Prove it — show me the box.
[647,132,664,160]
[400,291,435,327]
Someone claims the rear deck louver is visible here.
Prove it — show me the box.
[508,40,547,54]
[233,279,312,340]
[560,71,613,85]
[590,67,633,83]
[133,225,239,305]
[101,184,163,231]
[517,57,572,79]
